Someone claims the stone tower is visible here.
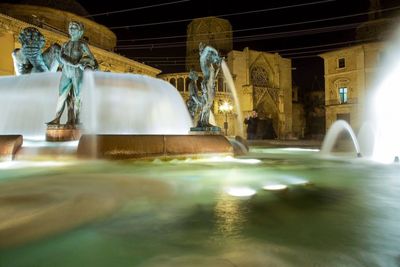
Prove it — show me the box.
[368,0,381,20]
[356,0,393,40]
[186,17,232,71]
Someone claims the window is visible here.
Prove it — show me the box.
[338,58,345,69]
[339,87,348,103]
[185,77,191,92]
[169,78,176,88]
[177,78,184,92]
[218,78,224,92]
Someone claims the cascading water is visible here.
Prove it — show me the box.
[322,29,400,163]
[0,72,60,139]
[0,71,193,138]
[80,71,192,134]
[320,120,361,157]
[221,60,244,136]
[371,62,400,163]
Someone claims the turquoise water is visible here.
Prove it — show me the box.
[1,148,400,266]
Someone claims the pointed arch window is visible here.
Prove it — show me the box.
[251,66,269,87]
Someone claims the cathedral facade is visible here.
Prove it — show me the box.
[159,17,294,138]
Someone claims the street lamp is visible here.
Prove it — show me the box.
[219,101,233,136]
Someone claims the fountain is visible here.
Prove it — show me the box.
[320,45,400,163]
[320,120,361,157]
[2,27,400,267]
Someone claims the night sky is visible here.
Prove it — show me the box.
[6,0,400,92]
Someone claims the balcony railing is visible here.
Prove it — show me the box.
[326,98,358,106]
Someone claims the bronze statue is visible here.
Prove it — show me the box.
[12,27,60,75]
[186,69,201,120]
[188,43,222,128]
[47,21,98,126]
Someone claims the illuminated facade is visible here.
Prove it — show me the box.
[0,2,160,77]
[319,42,384,131]
[160,17,295,138]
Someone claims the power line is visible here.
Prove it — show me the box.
[135,37,378,63]
[115,21,364,50]
[117,5,400,43]
[85,0,191,18]
[109,0,335,29]
[138,37,378,67]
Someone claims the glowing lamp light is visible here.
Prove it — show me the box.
[219,101,233,113]
[225,187,256,197]
[219,101,233,136]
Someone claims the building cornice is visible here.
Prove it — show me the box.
[0,13,160,76]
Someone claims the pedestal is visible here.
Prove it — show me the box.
[46,125,82,141]
[189,126,222,135]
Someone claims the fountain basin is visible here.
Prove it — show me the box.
[77,134,234,160]
[0,135,23,160]
[1,148,400,266]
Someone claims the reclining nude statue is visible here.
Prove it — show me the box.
[187,43,222,129]
[47,21,98,127]
[12,27,60,75]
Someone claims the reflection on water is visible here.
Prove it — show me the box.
[214,194,246,240]
[0,149,400,266]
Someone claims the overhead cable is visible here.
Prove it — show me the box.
[109,0,335,29]
[119,5,400,43]
[115,21,364,50]
[85,0,191,18]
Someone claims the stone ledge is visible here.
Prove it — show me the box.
[77,135,233,160]
[0,135,23,161]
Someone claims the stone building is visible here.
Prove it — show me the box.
[0,1,160,77]
[160,17,294,138]
[319,42,384,131]
[318,0,400,132]
[185,17,232,72]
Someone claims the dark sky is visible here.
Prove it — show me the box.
[77,0,399,92]
[7,0,400,91]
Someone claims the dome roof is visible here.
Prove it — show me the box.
[20,0,89,16]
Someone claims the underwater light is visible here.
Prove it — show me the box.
[262,184,288,191]
[225,187,256,197]
[184,156,261,164]
[0,161,71,169]
[22,140,79,148]
[0,161,18,169]
[282,176,311,186]
[282,148,320,152]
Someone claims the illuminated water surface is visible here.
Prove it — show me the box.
[0,148,399,267]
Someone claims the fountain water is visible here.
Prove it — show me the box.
[221,60,244,137]
[320,120,361,157]
[2,33,400,267]
[321,29,400,163]
[370,62,400,163]
[0,71,193,138]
